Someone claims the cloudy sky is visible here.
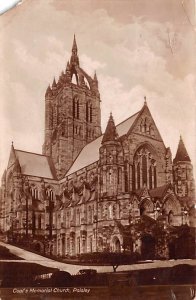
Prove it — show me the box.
[0,0,195,178]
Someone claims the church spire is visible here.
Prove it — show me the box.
[102,113,118,144]
[72,34,78,53]
[173,136,191,163]
[70,34,79,68]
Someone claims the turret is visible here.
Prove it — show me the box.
[102,113,118,144]
[99,114,123,196]
[70,35,79,81]
[173,136,195,199]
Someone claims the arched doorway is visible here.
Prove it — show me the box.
[140,198,153,216]
[112,236,121,252]
[33,241,44,254]
[141,234,155,260]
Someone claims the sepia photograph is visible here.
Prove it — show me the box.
[0,0,195,299]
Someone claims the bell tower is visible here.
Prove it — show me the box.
[43,36,102,178]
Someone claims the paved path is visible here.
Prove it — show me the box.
[1,241,196,275]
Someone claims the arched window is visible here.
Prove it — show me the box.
[149,166,152,189]
[99,204,103,219]
[108,204,113,219]
[86,102,89,122]
[30,186,39,200]
[73,96,79,119]
[86,102,92,122]
[66,211,70,228]
[132,164,136,190]
[154,166,157,188]
[142,155,147,186]
[117,167,122,185]
[90,104,92,123]
[137,163,140,189]
[38,214,42,229]
[168,210,174,225]
[76,208,80,226]
[46,188,54,201]
[88,206,93,224]
[108,168,112,184]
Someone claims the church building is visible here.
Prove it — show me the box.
[0,37,195,259]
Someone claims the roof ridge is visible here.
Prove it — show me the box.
[116,110,140,129]
[15,149,50,158]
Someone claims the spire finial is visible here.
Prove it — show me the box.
[144,96,147,105]
[72,34,77,52]
[70,35,79,67]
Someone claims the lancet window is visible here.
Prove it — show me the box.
[86,102,92,123]
[73,96,79,119]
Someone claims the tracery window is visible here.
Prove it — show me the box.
[133,146,157,190]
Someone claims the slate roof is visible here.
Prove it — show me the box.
[66,111,140,176]
[173,136,191,163]
[149,184,171,199]
[15,150,56,179]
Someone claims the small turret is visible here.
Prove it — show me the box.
[173,136,195,199]
[173,136,191,163]
[102,113,118,144]
[99,113,123,196]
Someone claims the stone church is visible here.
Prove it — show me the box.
[0,37,195,258]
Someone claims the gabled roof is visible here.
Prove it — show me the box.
[66,110,140,176]
[173,136,191,163]
[15,150,56,179]
[149,183,171,199]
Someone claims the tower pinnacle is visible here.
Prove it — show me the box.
[70,34,79,69]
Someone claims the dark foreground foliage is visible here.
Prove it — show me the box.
[0,262,195,288]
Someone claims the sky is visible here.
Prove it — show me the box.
[0,0,195,179]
